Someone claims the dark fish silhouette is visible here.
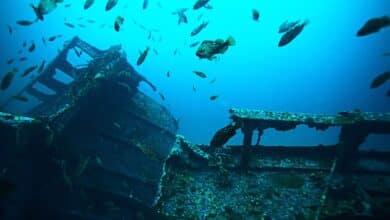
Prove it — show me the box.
[19,57,28,62]
[209,95,218,101]
[279,20,300,33]
[209,78,216,84]
[193,70,207,78]
[114,16,124,32]
[191,21,209,36]
[166,71,170,77]
[48,35,58,41]
[278,20,309,47]
[357,16,390,37]
[158,92,165,100]
[252,9,260,21]
[16,20,34,26]
[22,65,38,77]
[382,52,390,56]
[84,0,95,10]
[143,0,148,10]
[105,0,119,11]
[31,0,63,21]
[370,71,390,88]
[172,8,188,25]
[7,25,12,35]
[152,48,158,55]
[64,22,75,28]
[42,37,47,46]
[193,0,210,10]
[137,47,150,66]
[28,42,36,52]
[189,41,200,47]
[7,59,14,65]
[1,68,18,90]
[74,48,82,57]
[196,36,235,60]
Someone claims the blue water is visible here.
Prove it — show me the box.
[0,0,389,145]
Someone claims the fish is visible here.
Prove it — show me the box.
[278,20,300,33]
[1,68,18,90]
[7,59,14,65]
[7,25,12,35]
[31,0,64,21]
[78,24,86,28]
[42,37,47,46]
[28,42,36,52]
[152,48,159,55]
[16,20,34,26]
[278,20,309,47]
[22,41,27,48]
[189,41,200,47]
[142,0,148,10]
[172,8,188,25]
[382,52,390,56]
[64,3,71,8]
[252,9,260,21]
[357,16,390,37]
[137,47,150,66]
[190,21,209,36]
[64,22,75,28]
[173,48,179,55]
[48,35,58,41]
[166,71,170,77]
[193,0,210,10]
[196,36,236,60]
[12,95,29,102]
[193,70,207,78]
[84,0,95,10]
[19,57,28,62]
[86,19,96,23]
[105,0,119,11]
[38,60,46,73]
[17,49,23,54]
[192,84,197,92]
[209,78,216,84]
[158,92,165,100]
[370,71,390,88]
[74,48,82,57]
[114,16,124,32]
[22,65,38,77]
[209,95,219,101]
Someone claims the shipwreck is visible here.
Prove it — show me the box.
[0,37,390,219]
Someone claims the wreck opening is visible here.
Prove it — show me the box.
[52,69,74,85]
[360,134,390,151]
[259,125,341,147]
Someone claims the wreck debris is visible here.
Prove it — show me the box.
[0,37,178,219]
[209,122,240,149]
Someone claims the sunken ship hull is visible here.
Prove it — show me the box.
[0,37,178,219]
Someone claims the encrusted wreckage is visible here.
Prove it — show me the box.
[157,109,390,219]
[1,38,390,219]
[0,37,178,219]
